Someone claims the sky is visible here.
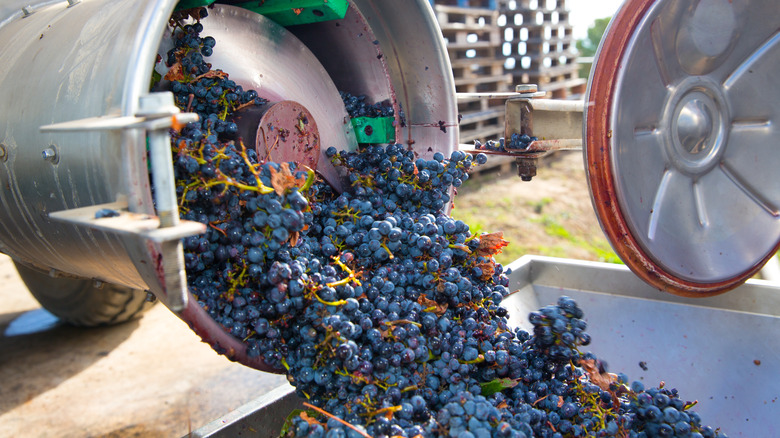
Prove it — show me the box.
[567,0,624,40]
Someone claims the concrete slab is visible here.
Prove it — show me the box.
[0,254,289,438]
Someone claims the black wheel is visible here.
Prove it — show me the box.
[13,261,155,327]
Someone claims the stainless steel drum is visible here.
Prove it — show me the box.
[0,0,457,369]
[585,0,780,296]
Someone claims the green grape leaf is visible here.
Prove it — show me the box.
[150,70,162,90]
[279,409,319,437]
[480,378,520,396]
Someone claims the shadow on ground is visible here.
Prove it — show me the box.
[0,309,138,415]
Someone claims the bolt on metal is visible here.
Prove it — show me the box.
[42,146,59,164]
[21,6,34,17]
[516,157,538,182]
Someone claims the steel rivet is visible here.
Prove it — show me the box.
[42,146,59,164]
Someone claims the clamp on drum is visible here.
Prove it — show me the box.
[459,84,584,181]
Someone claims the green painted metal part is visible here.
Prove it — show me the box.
[351,117,396,144]
[175,0,216,10]
[175,1,348,27]
[230,0,349,26]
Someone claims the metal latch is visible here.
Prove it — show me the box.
[459,84,585,181]
[40,92,203,312]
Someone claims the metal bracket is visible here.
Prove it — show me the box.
[48,200,205,243]
[460,84,585,181]
[505,97,584,150]
[40,92,201,312]
[456,84,547,103]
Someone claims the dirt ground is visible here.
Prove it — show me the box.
[451,150,621,267]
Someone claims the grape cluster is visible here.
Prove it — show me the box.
[474,133,537,153]
[161,10,725,438]
[340,91,395,118]
[162,18,267,139]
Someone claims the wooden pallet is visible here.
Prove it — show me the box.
[433,0,498,10]
[498,0,569,10]
[454,73,512,91]
[435,4,512,112]
[458,108,505,143]
[451,58,506,81]
[511,65,586,98]
[436,4,499,26]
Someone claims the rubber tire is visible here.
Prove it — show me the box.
[13,261,155,327]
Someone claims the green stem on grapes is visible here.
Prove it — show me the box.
[449,243,471,253]
[242,330,256,343]
[301,165,317,192]
[328,256,362,288]
[383,319,422,329]
[380,242,395,260]
[459,355,486,365]
[313,291,348,307]
[362,405,403,420]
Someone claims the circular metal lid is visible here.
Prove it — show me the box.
[585,0,780,296]
[231,100,321,171]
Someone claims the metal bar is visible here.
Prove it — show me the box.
[138,92,191,312]
[525,99,585,113]
[457,91,547,100]
[40,113,198,132]
[40,115,145,132]
[525,139,582,152]
[48,201,206,243]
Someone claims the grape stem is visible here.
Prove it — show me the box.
[208,222,227,237]
[459,354,485,365]
[382,319,423,329]
[362,405,403,420]
[380,241,395,259]
[302,402,371,438]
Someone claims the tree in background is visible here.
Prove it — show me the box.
[576,17,610,79]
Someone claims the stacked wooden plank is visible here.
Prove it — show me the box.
[497,0,586,98]
[434,4,513,143]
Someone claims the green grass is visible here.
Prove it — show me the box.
[531,214,622,264]
[527,197,553,214]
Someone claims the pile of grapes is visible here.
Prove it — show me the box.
[474,133,538,153]
[340,91,395,119]
[159,10,725,438]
